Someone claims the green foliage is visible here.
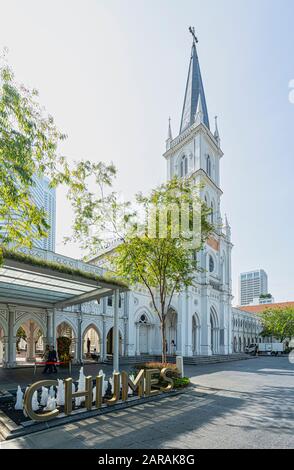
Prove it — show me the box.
[2,247,127,287]
[16,326,26,352]
[112,177,213,361]
[173,377,190,389]
[0,53,68,253]
[57,336,72,365]
[66,171,213,362]
[260,293,272,299]
[64,160,117,251]
[259,306,294,341]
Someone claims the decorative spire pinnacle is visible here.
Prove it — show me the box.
[225,214,231,240]
[214,115,220,146]
[168,116,172,140]
[195,94,204,125]
[179,28,210,133]
[166,116,173,150]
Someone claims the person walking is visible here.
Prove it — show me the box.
[48,345,58,373]
[87,337,91,355]
[42,345,51,374]
[171,339,176,355]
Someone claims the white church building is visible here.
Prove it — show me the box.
[88,34,235,358]
[0,35,261,368]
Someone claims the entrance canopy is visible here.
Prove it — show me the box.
[0,250,128,309]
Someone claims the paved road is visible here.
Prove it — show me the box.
[1,356,293,449]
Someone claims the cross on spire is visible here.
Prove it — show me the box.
[189,26,198,44]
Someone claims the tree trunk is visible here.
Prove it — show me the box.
[161,320,167,363]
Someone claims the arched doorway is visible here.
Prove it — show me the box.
[106,327,123,356]
[82,324,101,358]
[192,314,201,355]
[233,336,237,353]
[15,320,45,364]
[166,308,177,354]
[56,321,76,360]
[210,307,219,354]
[138,314,149,354]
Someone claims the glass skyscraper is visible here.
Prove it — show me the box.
[0,175,56,252]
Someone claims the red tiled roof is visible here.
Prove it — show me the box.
[237,301,294,314]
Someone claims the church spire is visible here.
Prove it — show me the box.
[179,28,210,133]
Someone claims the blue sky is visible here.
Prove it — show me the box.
[1,0,294,303]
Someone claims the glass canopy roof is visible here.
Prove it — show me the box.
[0,257,127,309]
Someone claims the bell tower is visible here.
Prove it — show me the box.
[163,29,223,230]
[163,29,233,356]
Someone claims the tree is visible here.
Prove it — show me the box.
[0,53,68,260]
[259,293,272,299]
[16,326,27,352]
[66,169,213,362]
[259,306,294,342]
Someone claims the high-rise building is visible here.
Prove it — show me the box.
[239,270,268,306]
[31,176,56,251]
[0,175,56,251]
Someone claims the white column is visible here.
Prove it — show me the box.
[201,288,211,355]
[102,313,107,361]
[77,311,83,364]
[27,321,35,362]
[123,292,129,356]
[113,289,120,372]
[186,290,193,357]
[7,306,16,367]
[135,323,140,355]
[46,309,54,347]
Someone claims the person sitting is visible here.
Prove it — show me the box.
[91,347,99,361]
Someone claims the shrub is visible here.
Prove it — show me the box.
[57,336,72,365]
[173,377,190,388]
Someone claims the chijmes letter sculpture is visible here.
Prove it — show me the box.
[23,368,174,421]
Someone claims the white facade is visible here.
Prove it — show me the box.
[232,308,262,352]
[251,295,275,305]
[239,269,268,306]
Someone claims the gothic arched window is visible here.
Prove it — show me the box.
[180,155,188,177]
[206,155,211,176]
[209,255,214,273]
